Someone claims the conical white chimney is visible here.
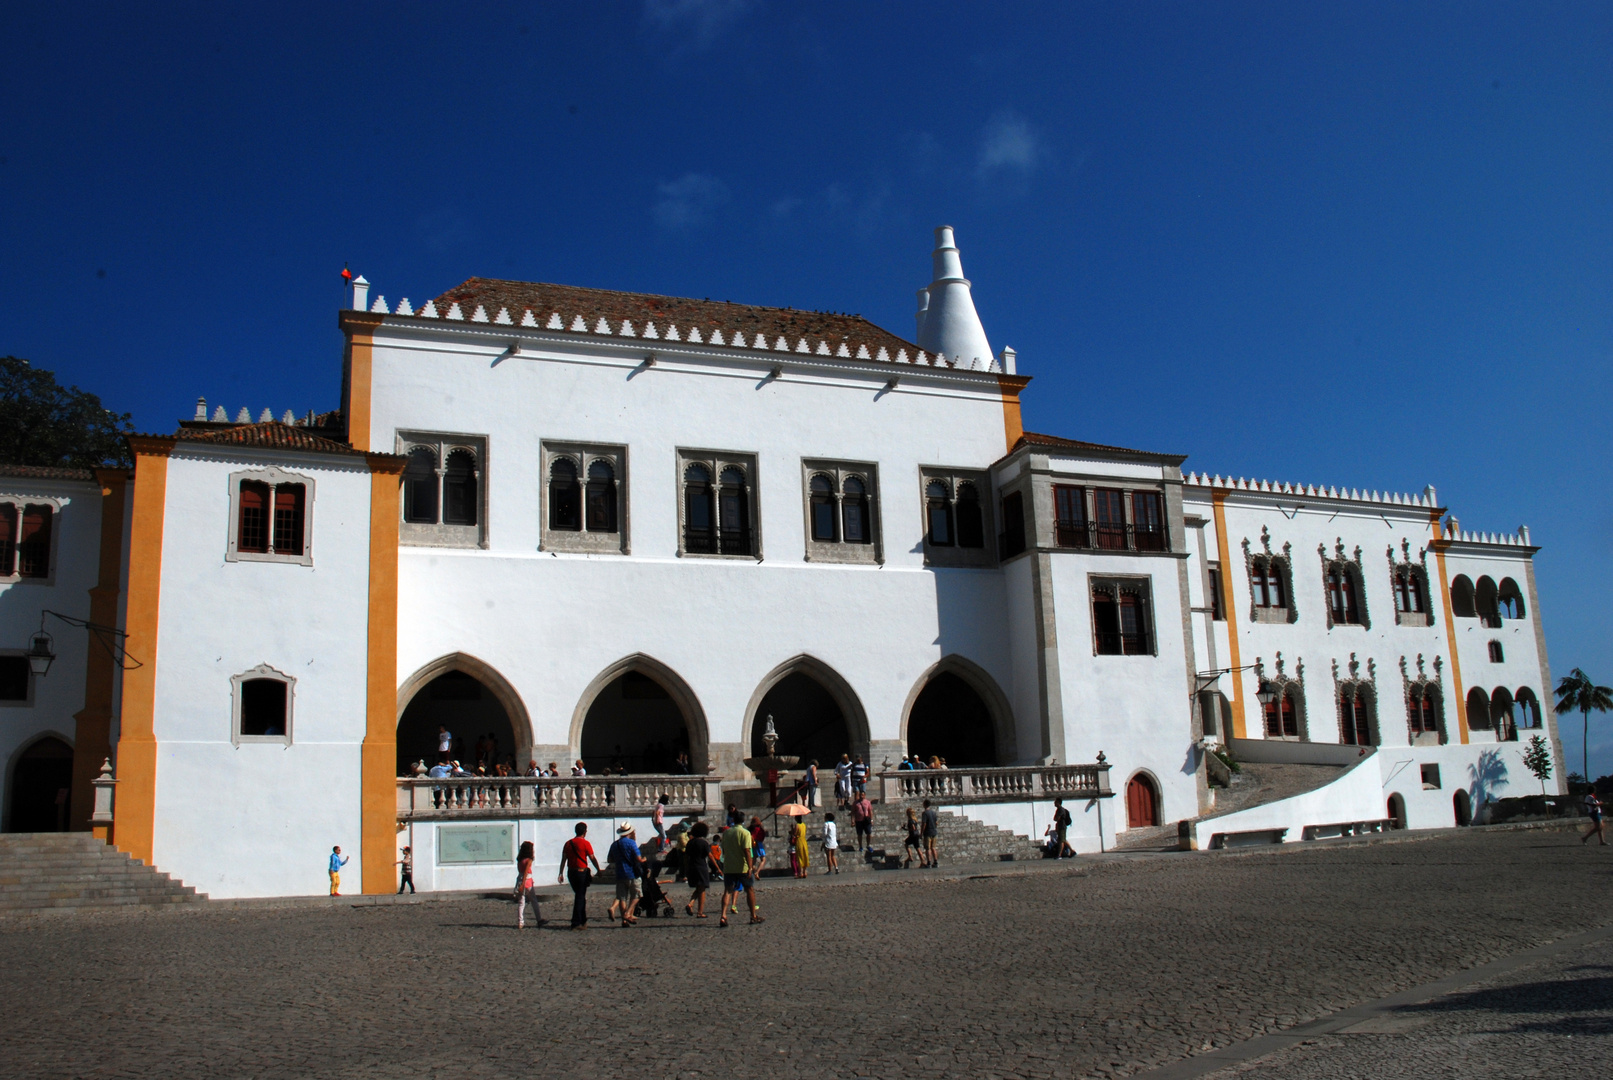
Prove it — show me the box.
[914,226,993,370]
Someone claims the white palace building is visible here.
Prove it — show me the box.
[0,228,1564,898]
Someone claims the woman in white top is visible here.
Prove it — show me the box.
[822,813,840,874]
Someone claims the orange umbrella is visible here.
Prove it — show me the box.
[776,803,812,816]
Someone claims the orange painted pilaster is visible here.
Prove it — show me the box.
[1430,513,1469,744]
[996,374,1029,453]
[69,469,129,832]
[360,453,405,893]
[1211,491,1247,738]
[341,312,382,452]
[114,437,174,864]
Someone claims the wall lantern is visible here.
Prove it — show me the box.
[1255,683,1278,708]
[27,631,55,677]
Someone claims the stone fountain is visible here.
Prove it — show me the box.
[742,715,800,776]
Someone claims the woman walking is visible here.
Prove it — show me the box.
[790,817,810,877]
[515,840,541,929]
[822,812,840,874]
[683,822,713,917]
[653,793,670,845]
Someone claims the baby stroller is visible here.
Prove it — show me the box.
[635,872,677,918]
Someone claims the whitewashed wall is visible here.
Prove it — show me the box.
[149,448,374,898]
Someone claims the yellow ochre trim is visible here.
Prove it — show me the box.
[1431,513,1469,744]
[70,469,128,834]
[360,453,404,893]
[996,374,1026,452]
[114,438,175,864]
[1210,491,1247,738]
[344,325,376,453]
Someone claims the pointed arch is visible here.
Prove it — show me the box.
[570,654,710,773]
[397,653,532,771]
[4,730,75,833]
[741,654,870,760]
[899,654,1018,765]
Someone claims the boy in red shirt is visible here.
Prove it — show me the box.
[557,822,602,929]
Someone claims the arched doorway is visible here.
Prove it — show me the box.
[1453,789,1472,827]
[397,660,524,775]
[1125,774,1159,829]
[573,656,707,775]
[1387,793,1407,830]
[8,736,73,832]
[743,656,869,770]
[907,673,996,766]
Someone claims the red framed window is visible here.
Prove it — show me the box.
[1053,484,1087,548]
[1132,491,1164,551]
[1340,695,1373,745]
[1093,489,1126,549]
[238,482,270,554]
[273,485,305,557]
[1326,565,1361,624]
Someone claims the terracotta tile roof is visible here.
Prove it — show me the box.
[409,277,976,369]
[173,421,364,456]
[0,463,98,482]
[1012,431,1187,463]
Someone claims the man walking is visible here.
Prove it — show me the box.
[1583,790,1607,846]
[607,824,645,926]
[1052,798,1074,858]
[921,800,940,868]
[328,846,348,895]
[834,754,853,808]
[558,822,601,930]
[852,790,874,853]
[719,816,762,926]
[850,756,870,799]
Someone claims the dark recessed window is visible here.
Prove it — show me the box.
[240,678,287,737]
[1488,640,1505,663]
[403,448,439,524]
[442,449,479,526]
[0,656,30,701]
[1054,484,1087,548]
[814,474,840,542]
[925,480,952,547]
[549,458,581,531]
[1000,491,1026,557]
[584,460,618,533]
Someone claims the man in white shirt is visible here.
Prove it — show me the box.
[437,726,453,764]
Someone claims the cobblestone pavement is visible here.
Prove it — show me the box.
[1195,934,1613,1079]
[1,827,1610,1080]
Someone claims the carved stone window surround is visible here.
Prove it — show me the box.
[226,466,316,567]
[540,441,628,555]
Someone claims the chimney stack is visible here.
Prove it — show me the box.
[914,227,993,370]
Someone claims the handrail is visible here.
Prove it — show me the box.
[876,762,1112,804]
[398,774,723,820]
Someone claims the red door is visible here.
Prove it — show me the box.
[1126,775,1158,828]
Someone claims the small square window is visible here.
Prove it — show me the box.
[232,665,294,745]
[0,654,33,704]
[1421,763,1441,790]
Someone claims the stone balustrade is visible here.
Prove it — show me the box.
[876,763,1112,804]
[397,774,723,821]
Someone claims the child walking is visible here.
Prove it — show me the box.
[328,846,348,895]
[822,813,840,874]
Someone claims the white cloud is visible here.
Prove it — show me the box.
[654,173,730,230]
[977,111,1041,176]
[643,0,752,47]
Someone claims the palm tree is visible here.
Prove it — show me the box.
[1554,668,1613,785]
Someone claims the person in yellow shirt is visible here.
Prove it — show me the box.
[718,821,763,926]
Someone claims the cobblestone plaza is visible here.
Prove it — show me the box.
[1,827,1608,1079]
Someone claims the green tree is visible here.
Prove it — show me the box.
[0,355,133,469]
[1521,733,1553,795]
[1554,668,1613,786]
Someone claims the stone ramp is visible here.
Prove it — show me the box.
[753,803,1044,873]
[0,833,205,914]
[1206,762,1346,820]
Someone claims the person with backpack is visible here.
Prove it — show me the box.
[1052,797,1075,858]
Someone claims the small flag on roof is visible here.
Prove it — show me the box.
[341,264,353,283]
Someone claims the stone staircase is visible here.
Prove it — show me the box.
[754,802,1044,873]
[0,833,205,914]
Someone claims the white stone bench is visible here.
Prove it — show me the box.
[1301,819,1396,841]
[1207,827,1288,849]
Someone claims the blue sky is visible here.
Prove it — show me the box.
[4,2,1611,776]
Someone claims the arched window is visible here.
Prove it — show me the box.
[718,466,751,555]
[1408,687,1442,740]
[683,464,714,553]
[238,481,270,554]
[403,447,439,524]
[1491,687,1517,741]
[1262,684,1302,738]
[549,458,581,531]
[1516,689,1541,729]
[585,459,617,533]
[1498,578,1525,619]
[1393,567,1425,614]
[1488,640,1504,663]
[442,449,478,526]
[1466,687,1491,731]
[1325,563,1361,625]
[1450,575,1476,618]
[814,475,841,542]
[1475,576,1501,628]
[955,481,984,549]
[1339,690,1374,746]
[841,476,869,544]
[925,480,953,547]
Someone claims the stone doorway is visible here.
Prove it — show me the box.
[7,736,73,832]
